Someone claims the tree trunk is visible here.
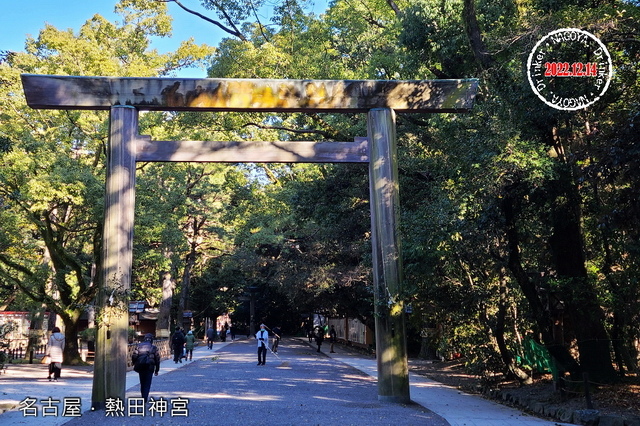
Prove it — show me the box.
[591,174,637,375]
[610,313,629,376]
[0,291,16,310]
[178,246,197,330]
[418,330,437,360]
[156,272,174,338]
[548,171,618,383]
[501,188,581,377]
[494,272,532,384]
[463,0,493,70]
[60,311,83,365]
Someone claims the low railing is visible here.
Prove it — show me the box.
[0,339,172,368]
[2,343,48,361]
[126,339,171,369]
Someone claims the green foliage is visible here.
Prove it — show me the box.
[0,321,17,365]
[399,0,469,78]
[0,321,17,344]
[0,0,214,362]
[2,0,639,380]
[78,327,96,341]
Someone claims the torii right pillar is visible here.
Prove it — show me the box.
[368,108,410,402]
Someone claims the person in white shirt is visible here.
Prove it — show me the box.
[255,324,270,365]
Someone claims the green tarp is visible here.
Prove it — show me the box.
[520,337,559,378]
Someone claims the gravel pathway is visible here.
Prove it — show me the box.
[63,338,448,425]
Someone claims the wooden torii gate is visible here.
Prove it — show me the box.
[21,74,478,408]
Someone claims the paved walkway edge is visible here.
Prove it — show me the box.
[298,338,577,426]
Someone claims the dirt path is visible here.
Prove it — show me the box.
[407,357,640,421]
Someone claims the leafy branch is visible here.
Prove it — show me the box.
[242,122,340,140]
[157,0,248,41]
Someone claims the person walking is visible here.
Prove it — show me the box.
[172,327,185,363]
[271,326,281,354]
[46,326,65,381]
[131,333,160,402]
[255,323,269,365]
[307,324,313,343]
[206,326,216,349]
[329,325,337,353]
[185,330,196,361]
[314,326,324,352]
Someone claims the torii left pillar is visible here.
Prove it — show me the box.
[91,106,138,409]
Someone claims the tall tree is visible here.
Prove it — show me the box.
[0,0,212,362]
[395,0,640,382]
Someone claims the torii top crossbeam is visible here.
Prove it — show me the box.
[21,74,478,113]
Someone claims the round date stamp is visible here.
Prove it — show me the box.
[527,28,612,111]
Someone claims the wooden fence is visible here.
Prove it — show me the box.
[2,342,47,361]
[327,317,373,349]
[0,338,172,367]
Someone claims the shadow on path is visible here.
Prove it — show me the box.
[63,338,448,425]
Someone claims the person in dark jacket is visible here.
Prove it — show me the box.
[131,333,160,402]
[314,326,324,352]
[172,327,185,363]
[329,325,337,353]
[206,326,216,349]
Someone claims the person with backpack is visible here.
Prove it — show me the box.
[132,333,160,402]
[172,327,185,363]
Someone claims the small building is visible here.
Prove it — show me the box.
[129,301,159,341]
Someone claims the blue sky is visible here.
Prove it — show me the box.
[1,1,328,78]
